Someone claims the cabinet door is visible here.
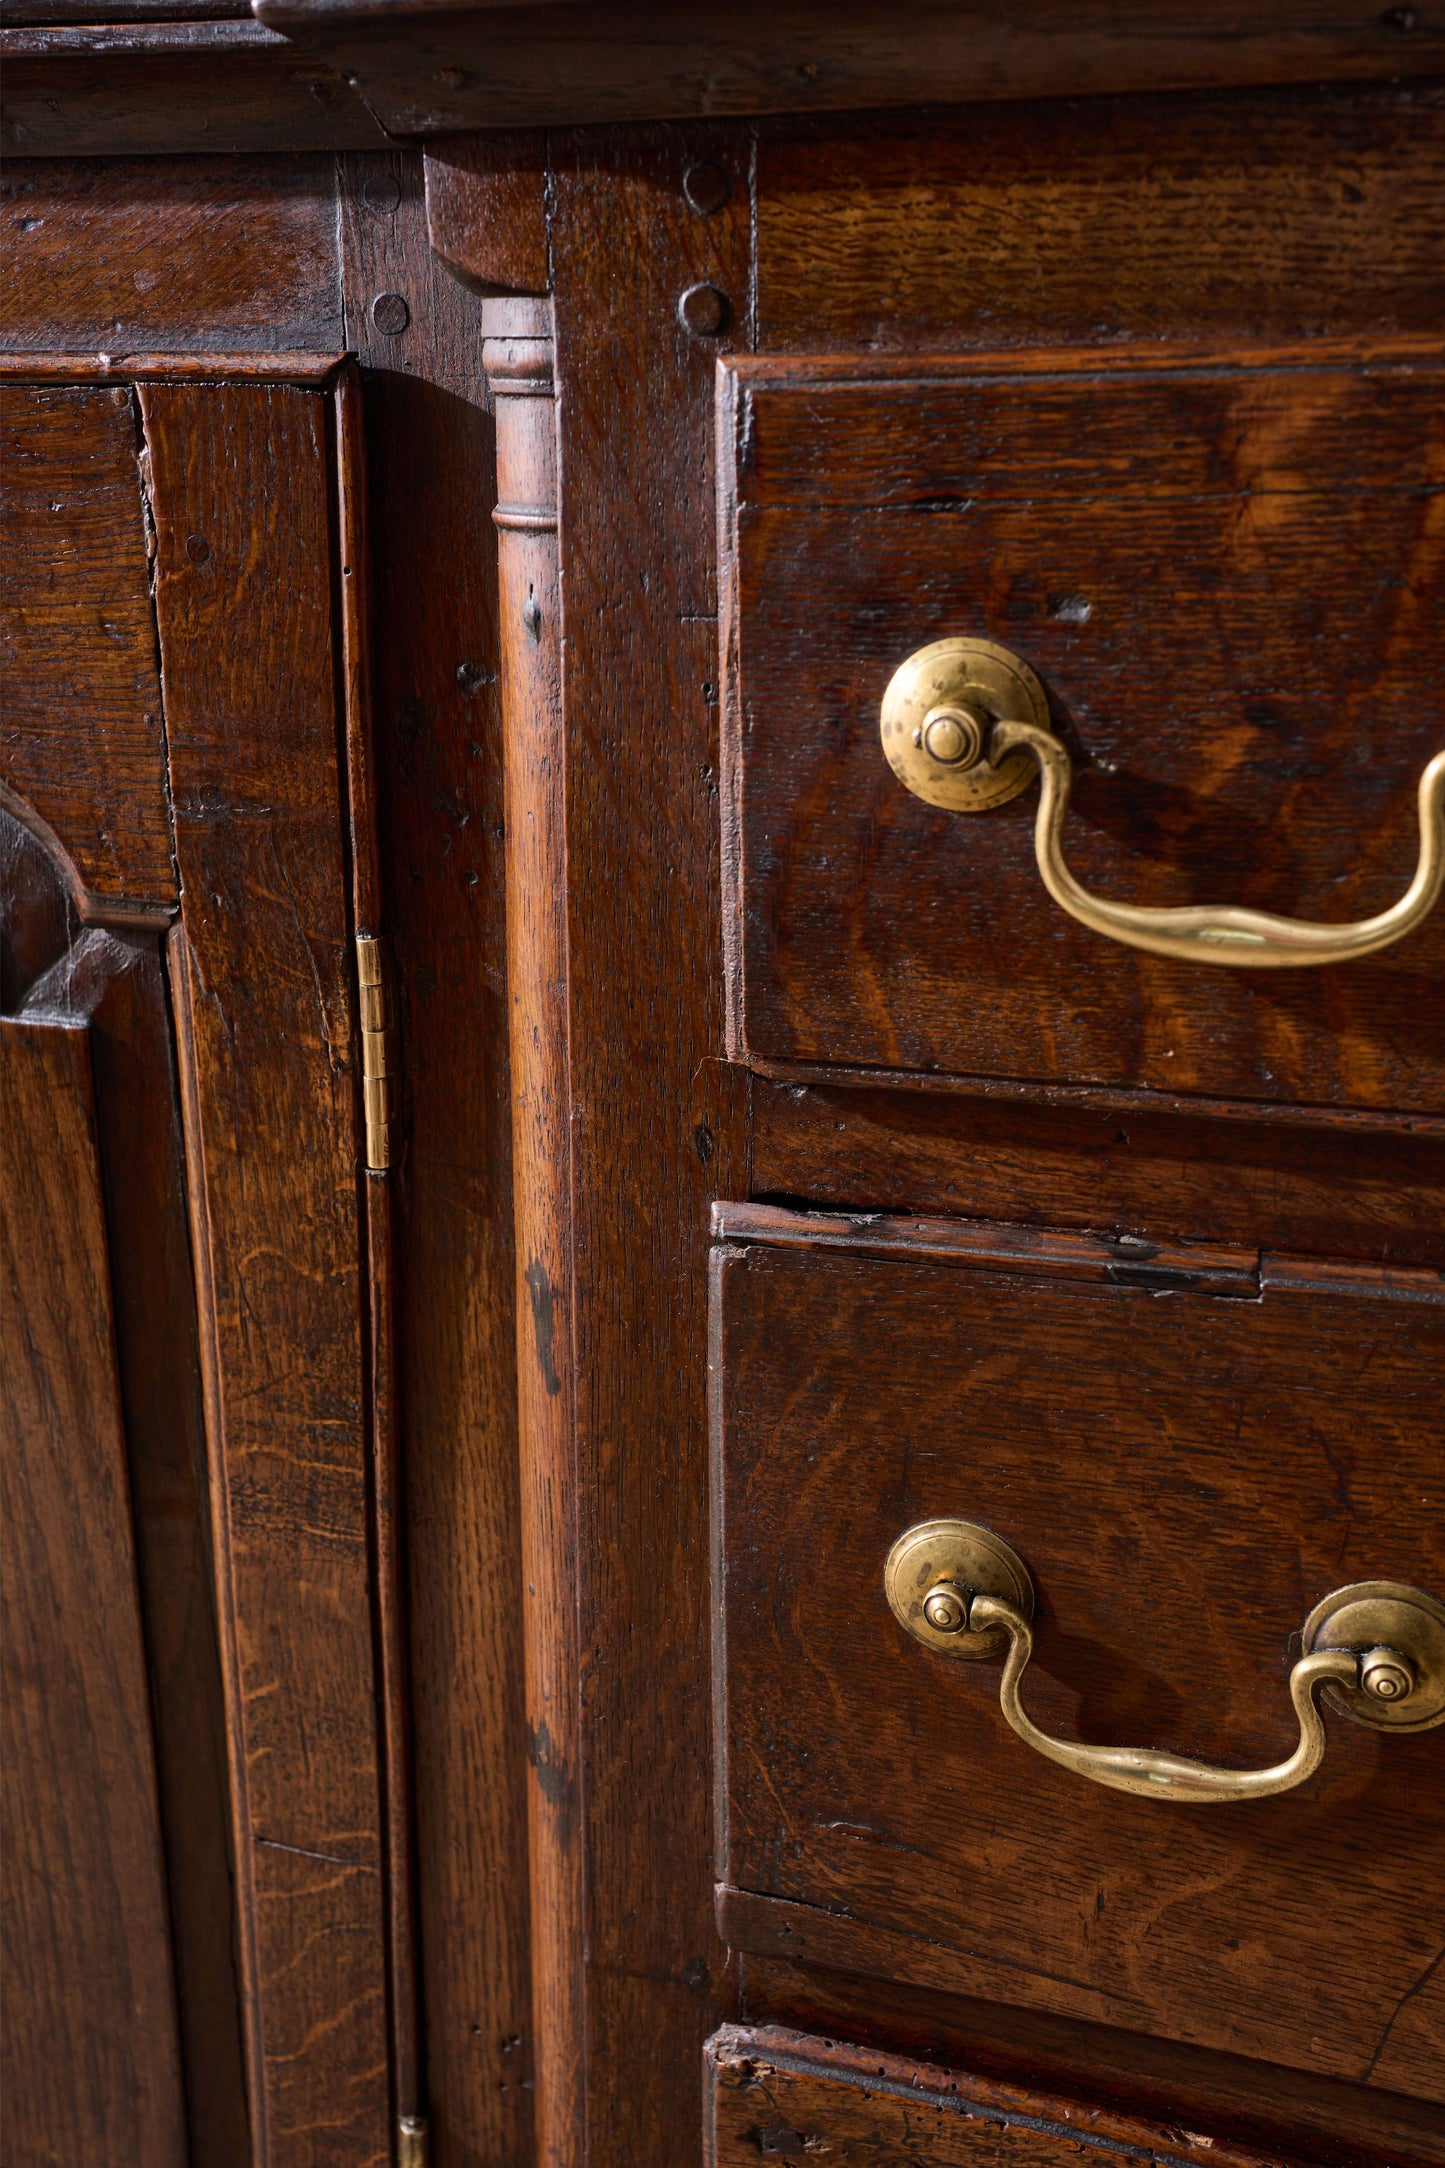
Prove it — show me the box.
[1,370,395,2165]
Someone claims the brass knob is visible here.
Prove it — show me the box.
[880,637,1047,813]
[919,705,986,770]
[1360,1646,1415,1704]
[921,1583,969,1634]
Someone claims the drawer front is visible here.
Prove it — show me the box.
[707,2026,1283,2168]
[719,349,1445,1113]
[710,1217,1445,2098]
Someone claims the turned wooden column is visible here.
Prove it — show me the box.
[481,296,582,2168]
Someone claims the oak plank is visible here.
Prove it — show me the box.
[737,1955,1445,2168]
[756,86,1445,352]
[0,1015,188,2168]
[255,0,1445,136]
[1,21,390,159]
[542,125,755,2160]
[2,155,343,356]
[1,381,175,921]
[143,377,391,2163]
[750,1075,1445,1270]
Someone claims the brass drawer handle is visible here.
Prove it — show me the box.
[880,638,1445,967]
[885,1520,1445,1805]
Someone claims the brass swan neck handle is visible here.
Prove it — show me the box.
[993,719,1445,970]
[879,637,1445,969]
[972,1594,1357,1804]
[884,1520,1445,1807]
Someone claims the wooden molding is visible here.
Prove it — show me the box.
[0,352,347,382]
[707,2025,1286,2168]
[10,1,1445,156]
[710,1197,1261,1294]
[482,295,585,2168]
[256,0,1445,136]
[0,17,392,157]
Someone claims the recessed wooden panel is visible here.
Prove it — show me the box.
[1,381,175,920]
[711,1225,1445,2097]
[1,155,342,355]
[85,935,252,2167]
[720,349,1445,1112]
[2,813,251,2162]
[0,1016,187,2168]
[756,86,1445,354]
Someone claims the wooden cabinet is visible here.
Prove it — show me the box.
[3,16,1442,2168]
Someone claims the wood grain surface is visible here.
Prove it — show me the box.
[81,935,252,2166]
[711,1230,1445,2096]
[425,132,550,295]
[253,0,1445,137]
[1,1015,188,2168]
[712,1196,1264,1291]
[0,352,344,383]
[707,2024,1285,2168]
[721,351,1445,1112]
[1,20,390,159]
[3,595,250,2165]
[3,155,343,356]
[145,378,391,2163]
[542,125,754,2162]
[12,90,1436,2168]
[2,586,256,2168]
[736,1956,1445,2168]
[1,381,175,921]
[335,356,425,2136]
[482,295,580,2166]
[339,148,535,2164]
[751,1075,1445,1270]
[755,85,1445,353]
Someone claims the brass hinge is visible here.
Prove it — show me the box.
[356,933,396,1172]
[398,2114,429,2167]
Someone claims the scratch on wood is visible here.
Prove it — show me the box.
[1359,1941,1445,2081]
[255,1837,364,1870]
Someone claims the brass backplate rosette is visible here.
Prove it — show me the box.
[1303,1580,1445,1732]
[884,1518,1036,1661]
[879,636,1052,812]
